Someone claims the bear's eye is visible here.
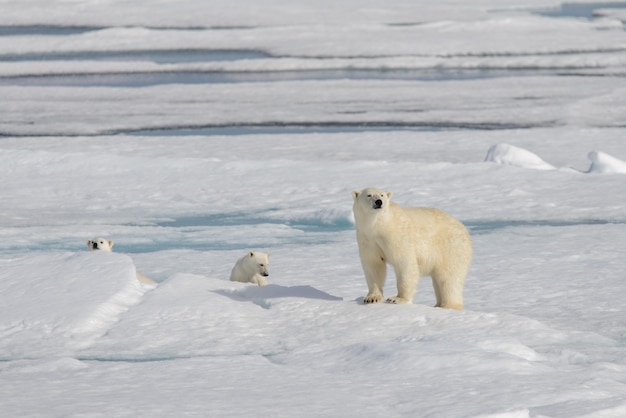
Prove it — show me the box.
[367,194,372,197]
[259,264,264,267]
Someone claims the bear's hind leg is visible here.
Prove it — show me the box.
[432,275,464,310]
[432,278,443,308]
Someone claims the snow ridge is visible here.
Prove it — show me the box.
[486,143,626,173]
[485,143,555,170]
[586,150,626,174]
[68,276,147,350]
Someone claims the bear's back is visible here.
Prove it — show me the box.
[399,206,471,254]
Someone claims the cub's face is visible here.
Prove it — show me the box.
[87,238,114,252]
[352,188,393,212]
[249,251,270,277]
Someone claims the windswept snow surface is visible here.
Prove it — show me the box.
[1,1,626,417]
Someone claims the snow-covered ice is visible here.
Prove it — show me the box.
[1,0,626,417]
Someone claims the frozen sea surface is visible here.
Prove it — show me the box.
[1,1,626,417]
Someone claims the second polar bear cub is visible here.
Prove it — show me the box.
[352,188,472,309]
[87,238,157,285]
[230,251,271,286]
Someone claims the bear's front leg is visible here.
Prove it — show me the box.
[361,255,386,304]
[251,274,269,287]
[386,261,418,304]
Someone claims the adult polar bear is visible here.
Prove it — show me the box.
[352,188,472,309]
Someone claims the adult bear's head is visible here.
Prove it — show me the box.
[352,188,393,212]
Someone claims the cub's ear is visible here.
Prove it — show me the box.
[386,191,393,199]
[108,240,114,249]
[352,190,359,201]
[86,240,92,248]
[249,251,255,257]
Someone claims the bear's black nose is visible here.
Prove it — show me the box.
[92,243,98,249]
[374,199,383,208]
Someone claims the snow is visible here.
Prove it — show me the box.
[0,252,147,357]
[587,150,626,174]
[486,144,626,173]
[485,143,556,170]
[1,0,626,417]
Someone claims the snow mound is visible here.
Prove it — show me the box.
[485,143,555,170]
[586,151,626,174]
[0,252,148,358]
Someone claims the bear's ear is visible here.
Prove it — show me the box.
[108,240,114,249]
[267,252,271,258]
[386,191,393,199]
[86,240,92,248]
[249,251,255,257]
[352,190,359,201]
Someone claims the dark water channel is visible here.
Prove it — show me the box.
[533,2,626,19]
[0,3,624,136]
[5,0,626,88]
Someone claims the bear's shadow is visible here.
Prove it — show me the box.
[215,284,342,308]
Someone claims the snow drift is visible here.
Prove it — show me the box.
[484,143,555,170]
[0,252,148,357]
[586,150,626,174]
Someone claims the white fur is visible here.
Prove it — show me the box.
[230,251,271,286]
[86,238,114,252]
[86,237,157,285]
[352,188,472,309]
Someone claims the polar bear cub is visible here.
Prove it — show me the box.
[352,188,472,309]
[230,251,271,286]
[86,238,157,285]
[87,238,114,252]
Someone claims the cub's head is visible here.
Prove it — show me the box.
[248,251,270,277]
[352,188,393,213]
[86,238,114,252]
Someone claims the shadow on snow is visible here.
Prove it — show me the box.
[215,284,343,309]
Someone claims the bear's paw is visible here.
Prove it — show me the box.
[386,296,411,304]
[363,293,384,304]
